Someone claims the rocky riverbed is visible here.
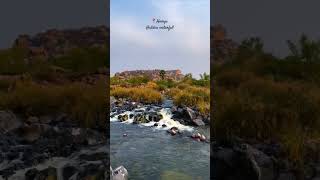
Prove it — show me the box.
[110,97,210,179]
[0,111,109,180]
[211,139,320,180]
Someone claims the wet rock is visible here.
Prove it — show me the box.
[79,152,107,161]
[147,112,163,122]
[0,111,22,133]
[63,165,78,180]
[15,124,44,143]
[27,116,39,124]
[123,114,128,121]
[55,112,68,123]
[31,167,57,180]
[0,168,15,179]
[133,114,147,124]
[6,151,19,160]
[167,127,179,136]
[78,163,106,179]
[25,168,39,180]
[111,166,128,180]
[162,124,167,128]
[192,118,205,126]
[0,153,4,163]
[129,114,134,119]
[212,144,261,180]
[154,123,159,127]
[39,115,54,124]
[185,107,196,120]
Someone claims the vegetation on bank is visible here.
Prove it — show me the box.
[0,46,108,78]
[213,35,320,168]
[0,46,108,128]
[110,72,210,116]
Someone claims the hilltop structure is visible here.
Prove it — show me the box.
[114,69,184,81]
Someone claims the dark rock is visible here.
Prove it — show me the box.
[39,115,54,124]
[185,107,196,120]
[162,124,167,128]
[154,123,159,127]
[192,118,205,126]
[129,114,134,119]
[212,144,261,180]
[79,152,107,161]
[0,111,22,134]
[133,114,147,124]
[15,124,44,143]
[0,168,15,179]
[78,163,105,179]
[55,113,68,123]
[0,153,3,163]
[6,151,19,160]
[63,165,78,180]
[26,116,39,124]
[25,168,39,180]
[123,114,128,121]
[167,127,179,136]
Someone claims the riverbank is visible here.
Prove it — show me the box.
[0,111,109,179]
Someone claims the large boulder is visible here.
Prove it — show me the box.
[0,111,22,134]
[25,167,57,180]
[111,166,128,180]
[212,144,263,180]
[192,118,205,126]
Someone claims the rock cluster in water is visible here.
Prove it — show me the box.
[212,140,320,180]
[111,98,210,144]
[111,98,209,127]
[0,111,109,179]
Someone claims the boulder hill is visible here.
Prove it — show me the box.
[13,26,109,59]
[114,69,184,81]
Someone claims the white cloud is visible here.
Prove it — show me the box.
[111,0,210,76]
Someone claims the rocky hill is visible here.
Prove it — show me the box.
[114,69,184,81]
[211,24,238,64]
[13,26,109,59]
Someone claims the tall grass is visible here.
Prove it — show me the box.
[213,50,320,166]
[167,85,210,115]
[111,86,162,104]
[0,78,107,128]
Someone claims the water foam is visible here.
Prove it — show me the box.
[110,108,193,132]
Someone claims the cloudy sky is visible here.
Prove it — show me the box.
[110,0,210,77]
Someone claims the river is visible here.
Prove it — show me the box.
[110,100,210,180]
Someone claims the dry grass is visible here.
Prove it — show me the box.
[110,86,162,104]
[0,78,107,128]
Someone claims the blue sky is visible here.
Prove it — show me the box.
[111,0,210,78]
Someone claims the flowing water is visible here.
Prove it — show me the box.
[110,100,210,180]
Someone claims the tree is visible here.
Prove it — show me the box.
[239,37,264,53]
[200,72,210,81]
[287,34,320,62]
[159,70,166,80]
[184,73,193,79]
